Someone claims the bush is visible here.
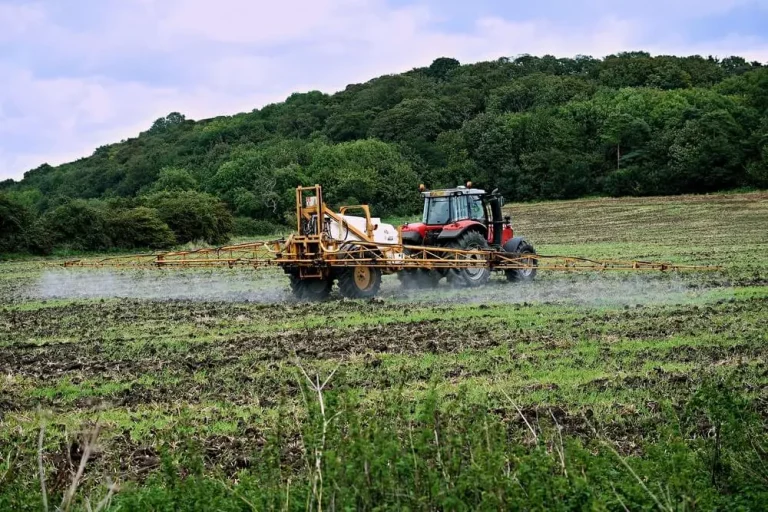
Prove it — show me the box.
[144,191,233,245]
[0,194,33,253]
[21,221,53,255]
[146,167,199,193]
[232,216,283,237]
[106,207,177,249]
[41,200,112,251]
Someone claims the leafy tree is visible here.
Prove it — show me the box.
[648,63,692,90]
[666,110,746,193]
[106,207,177,249]
[0,194,37,253]
[747,144,768,188]
[717,67,768,113]
[488,74,596,113]
[232,217,282,236]
[426,57,460,81]
[309,140,420,215]
[147,112,187,135]
[42,200,112,251]
[600,113,651,170]
[369,98,444,143]
[144,191,233,245]
[324,112,372,142]
[148,167,199,193]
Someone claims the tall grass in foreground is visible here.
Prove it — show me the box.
[2,375,766,511]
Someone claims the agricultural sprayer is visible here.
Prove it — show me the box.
[64,184,716,300]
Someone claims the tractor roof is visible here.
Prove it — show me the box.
[421,186,487,198]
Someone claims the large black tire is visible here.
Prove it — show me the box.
[338,246,382,299]
[446,231,491,288]
[397,268,442,289]
[505,241,537,282]
[289,275,333,301]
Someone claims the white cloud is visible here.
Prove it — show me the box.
[1,0,767,180]
[162,0,355,44]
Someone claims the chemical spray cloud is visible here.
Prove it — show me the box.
[30,269,720,307]
[384,273,713,307]
[31,269,290,303]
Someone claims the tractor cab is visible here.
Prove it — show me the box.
[402,183,513,248]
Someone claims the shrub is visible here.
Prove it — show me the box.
[21,221,53,255]
[144,191,233,245]
[232,216,283,237]
[146,167,199,193]
[0,194,32,253]
[41,200,112,251]
[106,207,177,249]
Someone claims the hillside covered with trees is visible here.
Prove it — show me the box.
[1,52,767,254]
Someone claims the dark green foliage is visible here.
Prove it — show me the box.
[2,53,767,254]
[308,139,421,215]
[106,207,177,249]
[42,200,112,251]
[426,57,461,80]
[369,98,444,142]
[0,193,52,255]
[231,216,284,236]
[146,167,199,193]
[0,194,32,253]
[144,191,233,245]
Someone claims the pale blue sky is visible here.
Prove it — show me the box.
[1,0,767,180]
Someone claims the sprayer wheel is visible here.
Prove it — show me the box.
[338,245,382,299]
[289,275,333,301]
[505,241,538,282]
[446,231,491,288]
[339,265,382,299]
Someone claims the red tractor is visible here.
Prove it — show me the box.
[399,183,537,287]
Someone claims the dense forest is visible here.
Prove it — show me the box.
[1,52,767,254]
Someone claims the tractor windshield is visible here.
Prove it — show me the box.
[423,197,451,225]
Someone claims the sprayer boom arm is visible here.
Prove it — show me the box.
[62,238,716,272]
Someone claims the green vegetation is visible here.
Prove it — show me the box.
[2,52,767,254]
[0,192,766,509]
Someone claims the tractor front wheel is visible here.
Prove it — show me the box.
[446,231,491,288]
[289,275,333,301]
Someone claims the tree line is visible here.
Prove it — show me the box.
[1,52,767,254]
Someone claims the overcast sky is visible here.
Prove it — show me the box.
[1,0,767,181]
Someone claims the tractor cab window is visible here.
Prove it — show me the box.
[469,196,485,222]
[423,197,450,225]
[452,194,469,221]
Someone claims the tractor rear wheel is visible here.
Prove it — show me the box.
[289,275,333,301]
[505,241,537,282]
[338,245,382,299]
[446,231,491,288]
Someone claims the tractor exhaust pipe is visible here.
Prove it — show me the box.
[488,195,503,246]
